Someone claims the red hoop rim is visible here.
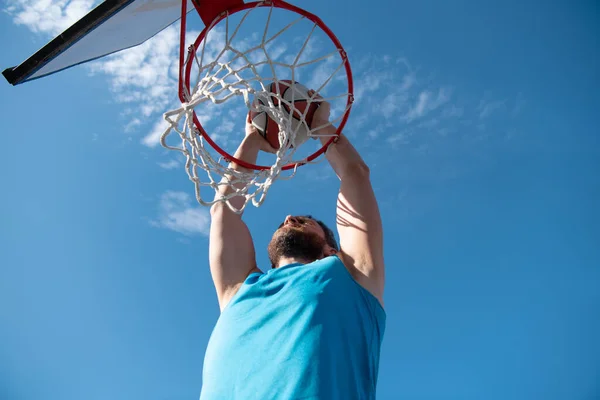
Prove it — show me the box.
[178,0,354,171]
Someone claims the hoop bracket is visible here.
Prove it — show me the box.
[194,0,244,26]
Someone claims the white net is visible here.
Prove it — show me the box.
[161,2,352,213]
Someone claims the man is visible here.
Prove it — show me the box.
[200,92,385,399]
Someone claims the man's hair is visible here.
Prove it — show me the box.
[303,215,338,251]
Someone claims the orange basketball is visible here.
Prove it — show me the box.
[250,80,319,149]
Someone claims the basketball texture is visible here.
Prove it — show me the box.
[250,80,319,149]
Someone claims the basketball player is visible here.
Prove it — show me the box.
[200,92,385,399]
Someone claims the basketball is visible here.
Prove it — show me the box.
[250,80,319,149]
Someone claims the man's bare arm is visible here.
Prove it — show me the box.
[209,129,271,311]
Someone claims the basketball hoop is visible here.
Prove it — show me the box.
[161,0,354,213]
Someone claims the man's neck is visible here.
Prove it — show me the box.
[276,256,315,268]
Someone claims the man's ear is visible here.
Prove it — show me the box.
[324,246,337,256]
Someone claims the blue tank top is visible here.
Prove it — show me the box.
[200,255,386,400]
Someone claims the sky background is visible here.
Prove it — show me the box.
[1,0,599,399]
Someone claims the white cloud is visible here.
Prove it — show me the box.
[511,92,526,117]
[386,130,411,146]
[351,55,417,124]
[307,56,345,92]
[442,104,464,118]
[437,127,455,137]
[150,191,210,236]
[477,99,505,119]
[354,69,389,104]
[89,25,181,119]
[158,159,179,170]
[379,92,409,119]
[211,118,237,145]
[214,119,235,135]
[286,35,320,66]
[124,118,142,133]
[417,118,439,129]
[142,118,169,148]
[367,127,382,139]
[403,87,451,122]
[264,42,289,63]
[6,0,97,36]
[399,70,417,91]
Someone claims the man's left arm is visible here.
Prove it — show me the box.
[319,129,385,307]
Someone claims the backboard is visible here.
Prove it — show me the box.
[2,0,242,85]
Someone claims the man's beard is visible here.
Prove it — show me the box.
[267,227,327,268]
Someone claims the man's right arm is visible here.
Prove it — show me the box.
[209,132,266,311]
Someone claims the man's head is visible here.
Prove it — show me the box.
[268,215,338,269]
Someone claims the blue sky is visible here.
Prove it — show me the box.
[1,0,599,399]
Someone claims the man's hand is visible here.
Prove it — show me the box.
[309,90,332,134]
[310,90,331,125]
[245,113,277,154]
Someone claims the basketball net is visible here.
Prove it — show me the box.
[161,2,353,213]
